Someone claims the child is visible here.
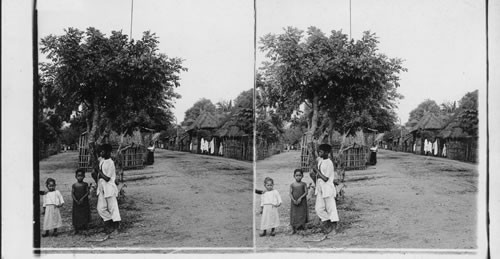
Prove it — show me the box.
[289,169,308,234]
[72,169,91,234]
[42,178,64,237]
[97,143,121,232]
[259,177,282,237]
[312,144,339,234]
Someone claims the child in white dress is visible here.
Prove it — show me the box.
[42,178,64,237]
[259,177,282,237]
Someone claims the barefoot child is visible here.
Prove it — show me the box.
[312,144,339,234]
[259,177,282,237]
[72,169,91,234]
[290,169,308,234]
[97,144,121,232]
[42,178,64,237]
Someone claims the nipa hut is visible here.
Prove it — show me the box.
[409,113,445,156]
[438,120,477,162]
[216,125,252,161]
[186,112,220,155]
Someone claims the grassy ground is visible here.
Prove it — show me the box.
[255,149,478,249]
[38,149,253,248]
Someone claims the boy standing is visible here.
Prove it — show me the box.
[312,144,339,234]
[97,144,121,232]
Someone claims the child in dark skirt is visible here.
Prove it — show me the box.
[72,169,91,234]
[289,169,308,234]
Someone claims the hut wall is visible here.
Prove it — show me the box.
[414,137,423,155]
[78,133,146,171]
[299,135,368,172]
[446,139,477,162]
[222,137,252,161]
[342,146,369,170]
[120,146,146,169]
[300,135,311,173]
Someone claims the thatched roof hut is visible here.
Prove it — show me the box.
[410,113,444,132]
[187,112,220,131]
[438,120,470,139]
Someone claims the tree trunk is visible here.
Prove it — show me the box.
[88,97,100,184]
[307,94,320,184]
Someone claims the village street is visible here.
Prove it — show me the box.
[39,149,253,248]
[255,149,478,249]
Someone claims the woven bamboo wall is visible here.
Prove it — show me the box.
[78,133,146,171]
[300,136,311,172]
[120,146,146,169]
[446,139,477,162]
[78,133,93,173]
[343,146,369,170]
[222,138,252,161]
[300,135,369,172]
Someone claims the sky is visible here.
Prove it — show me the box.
[257,0,486,123]
[37,0,485,124]
[37,0,254,123]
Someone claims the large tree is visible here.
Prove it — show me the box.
[40,27,186,169]
[182,98,217,125]
[457,90,478,136]
[259,27,405,159]
[406,99,441,125]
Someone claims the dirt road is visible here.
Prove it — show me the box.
[39,149,253,248]
[255,149,478,249]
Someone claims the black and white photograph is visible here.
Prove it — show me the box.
[33,0,254,251]
[2,0,500,258]
[254,0,488,253]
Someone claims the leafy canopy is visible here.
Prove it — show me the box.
[39,27,186,136]
[259,27,405,135]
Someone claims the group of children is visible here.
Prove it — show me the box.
[41,144,121,237]
[41,169,91,237]
[259,143,339,237]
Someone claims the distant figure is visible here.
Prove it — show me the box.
[72,169,91,234]
[259,177,282,237]
[370,144,378,165]
[42,178,64,237]
[219,143,224,156]
[289,169,308,234]
[443,144,447,157]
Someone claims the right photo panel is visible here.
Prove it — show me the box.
[254,0,484,252]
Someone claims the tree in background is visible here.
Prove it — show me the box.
[182,98,217,126]
[40,27,186,166]
[259,27,405,160]
[406,99,441,126]
[457,90,478,136]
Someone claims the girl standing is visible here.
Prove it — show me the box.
[289,169,308,234]
[42,178,64,237]
[72,169,91,234]
[259,177,282,237]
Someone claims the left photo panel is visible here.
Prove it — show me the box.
[35,0,255,250]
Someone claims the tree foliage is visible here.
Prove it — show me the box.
[40,27,185,136]
[457,90,478,136]
[182,98,217,125]
[258,27,405,139]
[40,27,186,166]
[407,99,441,125]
